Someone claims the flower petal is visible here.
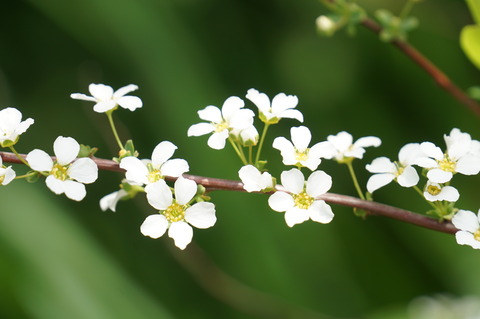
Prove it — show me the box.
[117,96,142,111]
[366,173,395,193]
[89,83,114,100]
[113,84,138,98]
[280,168,304,194]
[119,157,149,185]
[151,141,177,167]
[63,180,87,201]
[221,96,245,120]
[426,169,452,183]
[198,106,222,123]
[284,207,309,227]
[366,157,396,174]
[45,176,65,195]
[140,214,168,239]
[185,202,216,229]
[26,149,53,172]
[168,221,193,250]
[271,93,299,113]
[70,93,97,102]
[207,130,228,150]
[268,192,294,212]
[354,136,381,148]
[452,210,479,233]
[306,170,332,197]
[291,126,311,151]
[145,180,173,210]
[246,88,271,113]
[93,101,117,113]
[308,200,334,224]
[455,231,480,249]
[187,123,215,137]
[68,158,98,184]
[396,166,419,188]
[160,159,189,177]
[54,136,79,165]
[174,176,197,205]
[278,109,303,122]
[456,155,480,175]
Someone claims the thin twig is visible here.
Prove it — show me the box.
[0,151,457,235]
[359,18,480,117]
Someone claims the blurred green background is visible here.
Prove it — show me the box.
[0,0,479,318]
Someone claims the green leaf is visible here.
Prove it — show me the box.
[468,86,480,100]
[460,25,480,69]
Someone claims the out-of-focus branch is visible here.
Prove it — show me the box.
[359,18,480,117]
[0,151,457,235]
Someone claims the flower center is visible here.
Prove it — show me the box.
[0,175,4,184]
[164,201,186,223]
[215,121,229,133]
[51,163,68,181]
[293,191,314,210]
[438,156,456,172]
[147,169,162,183]
[426,184,441,196]
[474,229,480,242]
[295,149,309,162]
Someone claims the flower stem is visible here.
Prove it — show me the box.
[228,137,248,165]
[346,161,365,200]
[106,111,124,150]
[255,123,270,167]
[9,146,29,166]
[412,185,437,210]
[248,146,253,164]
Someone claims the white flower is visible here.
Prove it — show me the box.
[246,88,303,124]
[70,83,142,113]
[316,16,336,36]
[452,209,480,249]
[316,131,382,163]
[142,177,216,250]
[238,165,273,192]
[272,126,325,171]
[120,141,189,185]
[26,136,98,201]
[0,156,15,186]
[188,96,254,150]
[234,125,259,146]
[415,129,480,183]
[366,143,422,193]
[100,189,128,212]
[0,107,34,147]
[423,182,459,202]
[268,168,334,227]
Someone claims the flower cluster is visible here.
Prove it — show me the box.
[188,89,381,228]
[3,83,480,252]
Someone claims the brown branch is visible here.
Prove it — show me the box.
[359,18,480,118]
[0,151,457,235]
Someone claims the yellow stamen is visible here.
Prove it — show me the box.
[164,202,186,223]
[293,191,314,210]
[51,164,68,181]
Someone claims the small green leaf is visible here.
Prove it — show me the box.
[460,25,480,70]
[466,0,480,25]
[78,144,98,157]
[468,86,480,101]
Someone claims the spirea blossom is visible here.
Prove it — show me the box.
[273,126,325,171]
[0,107,34,147]
[268,168,334,227]
[70,83,142,113]
[120,141,189,185]
[100,189,129,212]
[245,89,303,124]
[415,129,480,183]
[423,182,459,202]
[26,136,98,201]
[187,96,255,150]
[452,209,480,249]
[318,131,381,163]
[238,165,273,192]
[0,156,15,186]
[366,143,422,193]
[142,177,216,250]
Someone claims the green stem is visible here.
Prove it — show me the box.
[9,146,29,166]
[106,111,124,150]
[412,185,438,210]
[14,171,38,179]
[228,137,248,165]
[255,123,270,167]
[346,161,365,200]
[248,146,253,165]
